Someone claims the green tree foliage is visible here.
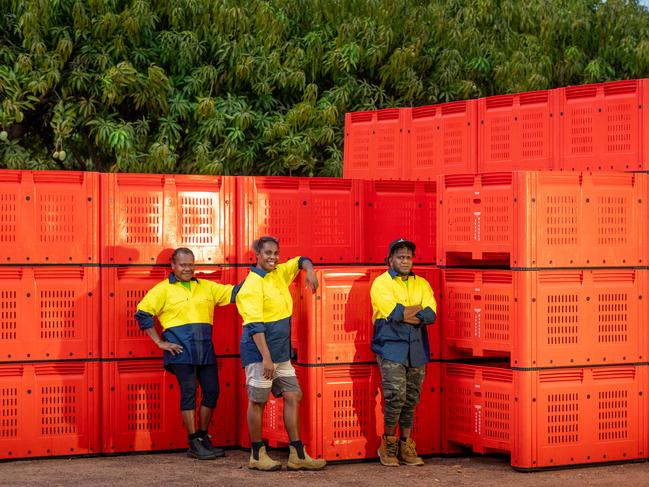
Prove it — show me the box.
[1,0,649,175]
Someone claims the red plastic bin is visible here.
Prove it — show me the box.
[343,108,406,180]
[361,180,437,264]
[236,176,362,264]
[0,266,100,361]
[404,100,478,178]
[293,266,441,364]
[242,362,440,460]
[0,361,100,459]
[0,170,99,264]
[101,266,238,359]
[478,90,558,172]
[437,171,647,267]
[101,173,235,265]
[558,79,648,172]
[442,363,647,470]
[102,357,238,453]
[442,268,648,367]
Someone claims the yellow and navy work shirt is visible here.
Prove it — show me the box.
[370,268,437,367]
[235,256,309,367]
[134,273,234,370]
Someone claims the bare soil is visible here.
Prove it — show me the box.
[3,449,649,487]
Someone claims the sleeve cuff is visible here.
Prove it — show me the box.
[298,256,312,269]
[416,307,436,325]
[244,322,266,336]
[387,303,405,322]
[134,310,155,330]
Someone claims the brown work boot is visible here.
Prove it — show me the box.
[398,437,424,466]
[248,445,282,471]
[377,435,400,467]
[287,445,327,470]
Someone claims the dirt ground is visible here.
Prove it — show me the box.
[4,449,649,487]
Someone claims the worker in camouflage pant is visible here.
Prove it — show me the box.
[378,356,426,438]
[370,239,437,467]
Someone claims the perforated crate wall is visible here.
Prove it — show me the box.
[101,174,235,265]
[478,90,558,172]
[0,267,100,361]
[404,101,478,178]
[101,266,238,359]
[441,269,648,367]
[0,170,99,264]
[101,359,185,453]
[0,362,100,459]
[236,177,362,264]
[343,109,406,180]
[558,79,648,172]
[437,171,647,268]
[102,358,237,453]
[441,363,647,470]
[362,180,437,264]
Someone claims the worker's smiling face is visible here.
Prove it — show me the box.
[389,247,414,277]
[171,253,195,282]
[256,240,280,272]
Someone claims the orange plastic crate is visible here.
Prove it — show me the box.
[404,101,478,178]
[558,79,648,172]
[0,361,100,459]
[0,170,99,264]
[293,266,441,364]
[442,269,648,367]
[361,180,437,264]
[343,109,406,180]
[478,90,558,172]
[437,171,647,267]
[0,267,100,361]
[236,177,362,264]
[101,266,238,359]
[247,362,440,460]
[442,363,647,470]
[102,357,238,453]
[101,173,235,265]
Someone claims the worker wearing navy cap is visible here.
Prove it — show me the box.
[370,238,437,467]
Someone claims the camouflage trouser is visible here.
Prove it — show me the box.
[377,356,426,430]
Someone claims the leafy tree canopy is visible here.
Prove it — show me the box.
[1,0,649,175]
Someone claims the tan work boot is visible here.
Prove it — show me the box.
[287,445,327,470]
[398,437,424,466]
[249,445,282,471]
[377,435,400,467]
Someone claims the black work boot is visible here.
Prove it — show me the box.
[200,433,225,457]
[187,436,218,460]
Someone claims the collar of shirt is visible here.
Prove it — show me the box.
[250,266,277,278]
[387,268,416,280]
[168,273,199,284]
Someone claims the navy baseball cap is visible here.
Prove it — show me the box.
[388,238,416,257]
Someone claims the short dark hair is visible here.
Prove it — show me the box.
[171,247,195,263]
[252,236,280,254]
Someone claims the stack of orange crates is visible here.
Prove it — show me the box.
[0,170,101,460]
[344,77,649,470]
[234,176,442,462]
[437,170,648,470]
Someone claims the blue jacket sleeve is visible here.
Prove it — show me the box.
[134,310,155,330]
[387,303,405,323]
[243,322,266,336]
[416,306,436,325]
